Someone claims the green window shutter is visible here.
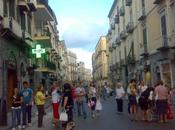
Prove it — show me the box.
[21,13,26,31]
[143,28,147,46]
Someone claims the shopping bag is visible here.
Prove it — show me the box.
[60,111,68,121]
[167,106,174,120]
[95,100,102,110]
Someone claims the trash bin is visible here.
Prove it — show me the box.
[0,98,7,126]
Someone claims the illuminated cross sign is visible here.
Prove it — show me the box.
[32,44,45,58]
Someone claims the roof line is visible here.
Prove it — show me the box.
[108,0,118,18]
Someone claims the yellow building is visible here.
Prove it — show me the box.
[108,0,175,88]
[92,36,108,87]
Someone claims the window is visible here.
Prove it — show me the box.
[3,0,8,17]
[21,12,26,31]
[9,0,15,18]
[160,10,168,46]
[142,0,145,8]
[143,27,148,50]
[28,15,31,34]
[160,13,167,36]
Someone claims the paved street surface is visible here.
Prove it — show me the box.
[3,98,175,130]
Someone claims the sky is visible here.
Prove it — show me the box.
[49,0,114,69]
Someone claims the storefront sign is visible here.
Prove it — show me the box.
[32,44,45,58]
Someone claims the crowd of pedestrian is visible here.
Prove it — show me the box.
[114,79,175,123]
[10,79,175,130]
[10,81,104,130]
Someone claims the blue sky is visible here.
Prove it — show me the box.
[49,0,113,69]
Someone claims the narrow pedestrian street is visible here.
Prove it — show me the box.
[23,98,175,130]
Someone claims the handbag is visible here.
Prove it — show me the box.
[88,100,95,108]
[59,111,68,121]
[167,105,174,120]
[95,100,102,110]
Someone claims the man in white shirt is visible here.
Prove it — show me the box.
[115,83,125,114]
[75,83,87,119]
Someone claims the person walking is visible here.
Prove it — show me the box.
[51,82,61,128]
[127,79,138,121]
[115,83,125,114]
[75,83,87,119]
[88,84,97,118]
[11,87,22,130]
[62,83,74,128]
[35,84,46,128]
[71,84,77,113]
[154,81,168,123]
[20,81,33,129]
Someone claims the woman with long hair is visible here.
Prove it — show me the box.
[11,87,22,130]
[62,83,75,129]
[128,79,138,121]
[35,84,46,128]
[88,84,97,118]
[51,82,61,128]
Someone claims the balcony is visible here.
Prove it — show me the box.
[157,36,170,51]
[120,30,127,40]
[109,46,113,52]
[127,55,136,65]
[112,42,117,49]
[34,1,55,23]
[2,17,22,39]
[120,59,126,66]
[140,45,149,57]
[138,8,146,21]
[33,25,51,48]
[126,22,134,33]
[126,0,132,6]
[27,0,37,11]
[45,61,56,71]
[108,29,112,35]
[22,31,33,47]
[111,23,115,30]
[120,6,125,16]
[115,15,119,24]
[153,0,164,4]
[18,0,30,12]
[116,37,121,45]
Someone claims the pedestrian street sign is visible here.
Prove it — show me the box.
[32,44,45,58]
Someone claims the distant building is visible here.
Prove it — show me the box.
[92,36,108,87]
[67,50,77,83]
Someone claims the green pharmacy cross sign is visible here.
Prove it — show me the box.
[32,44,45,58]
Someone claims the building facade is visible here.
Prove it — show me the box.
[77,61,85,82]
[0,0,63,124]
[67,50,77,83]
[108,0,175,88]
[84,68,92,85]
[92,36,108,87]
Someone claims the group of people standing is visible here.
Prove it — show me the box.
[115,79,174,123]
[11,81,33,130]
[10,81,102,130]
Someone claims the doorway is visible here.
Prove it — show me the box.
[7,69,17,109]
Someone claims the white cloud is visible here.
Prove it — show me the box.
[58,16,108,48]
[68,48,93,70]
